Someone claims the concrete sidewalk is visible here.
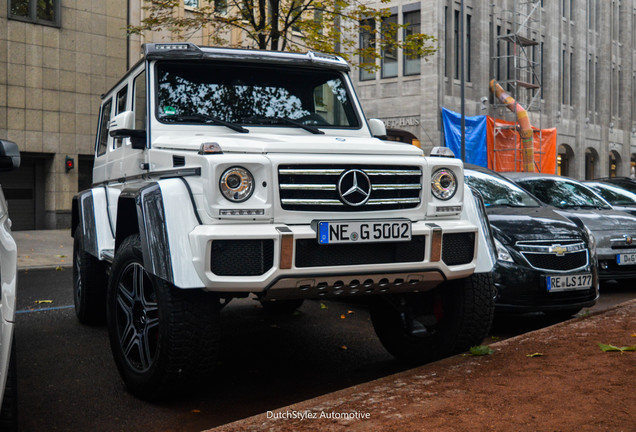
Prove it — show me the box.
[13,229,73,270]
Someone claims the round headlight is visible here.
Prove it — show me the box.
[431,168,457,200]
[220,167,254,202]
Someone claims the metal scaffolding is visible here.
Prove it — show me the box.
[490,0,544,172]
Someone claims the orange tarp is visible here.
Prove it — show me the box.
[486,116,557,174]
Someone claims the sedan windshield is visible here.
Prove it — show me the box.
[465,170,540,207]
[518,179,612,209]
[586,182,636,206]
[155,61,360,128]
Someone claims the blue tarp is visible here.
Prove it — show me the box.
[441,108,488,168]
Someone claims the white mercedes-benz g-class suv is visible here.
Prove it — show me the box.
[72,43,495,399]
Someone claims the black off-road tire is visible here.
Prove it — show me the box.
[0,342,18,432]
[371,273,495,364]
[73,226,108,325]
[259,298,304,314]
[107,234,220,400]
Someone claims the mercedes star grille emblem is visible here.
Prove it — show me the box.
[337,169,371,206]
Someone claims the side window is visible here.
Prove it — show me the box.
[114,86,128,149]
[133,72,146,131]
[116,85,128,114]
[96,98,112,157]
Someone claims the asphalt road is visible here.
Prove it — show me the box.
[15,269,636,432]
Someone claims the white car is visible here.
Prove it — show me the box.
[0,139,20,430]
[73,43,496,400]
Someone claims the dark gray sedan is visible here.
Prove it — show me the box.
[585,181,636,217]
[506,172,636,281]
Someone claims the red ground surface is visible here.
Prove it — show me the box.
[209,300,636,432]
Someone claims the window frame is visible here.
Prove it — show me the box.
[8,0,61,27]
[380,14,399,79]
[403,8,421,76]
[96,98,113,158]
[359,18,377,81]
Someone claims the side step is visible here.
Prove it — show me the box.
[100,249,114,263]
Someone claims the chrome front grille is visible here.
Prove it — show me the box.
[278,165,422,211]
[515,240,589,272]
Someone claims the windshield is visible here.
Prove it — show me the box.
[587,182,636,205]
[518,178,612,209]
[465,170,540,207]
[155,61,360,128]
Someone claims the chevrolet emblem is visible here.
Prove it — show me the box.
[550,245,567,256]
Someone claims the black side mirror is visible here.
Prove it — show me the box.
[110,129,147,150]
[0,140,20,172]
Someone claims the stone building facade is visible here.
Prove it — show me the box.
[352,0,636,180]
[0,0,128,229]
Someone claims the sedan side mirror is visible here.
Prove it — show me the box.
[0,140,21,172]
[109,111,147,150]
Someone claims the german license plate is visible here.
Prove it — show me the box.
[616,253,636,265]
[546,274,592,292]
[317,220,411,244]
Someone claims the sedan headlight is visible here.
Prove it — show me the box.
[584,226,596,255]
[431,168,457,200]
[220,167,254,202]
[494,238,514,263]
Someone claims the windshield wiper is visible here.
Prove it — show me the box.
[159,113,249,133]
[243,116,324,135]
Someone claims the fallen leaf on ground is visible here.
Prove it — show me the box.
[465,345,494,356]
[340,314,346,319]
[340,345,347,350]
[598,343,636,353]
[55,266,64,271]
[526,352,544,358]
[320,303,328,309]
[56,255,67,258]
[191,410,201,414]
[347,310,355,315]
[35,300,53,304]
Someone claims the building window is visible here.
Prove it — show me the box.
[381,14,398,78]
[8,0,60,26]
[215,0,227,14]
[466,13,471,82]
[184,0,199,7]
[561,48,566,105]
[454,10,460,80]
[403,10,421,76]
[359,18,376,81]
[594,58,600,114]
[444,6,450,78]
[495,25,502,81]
[569,51,574,106]
[587,56,593,114]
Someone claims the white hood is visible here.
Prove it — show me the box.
[151,131,424,156]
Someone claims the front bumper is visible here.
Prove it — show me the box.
[597,250,636,281]
[189,220,478,297]
[493,260,599,313]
